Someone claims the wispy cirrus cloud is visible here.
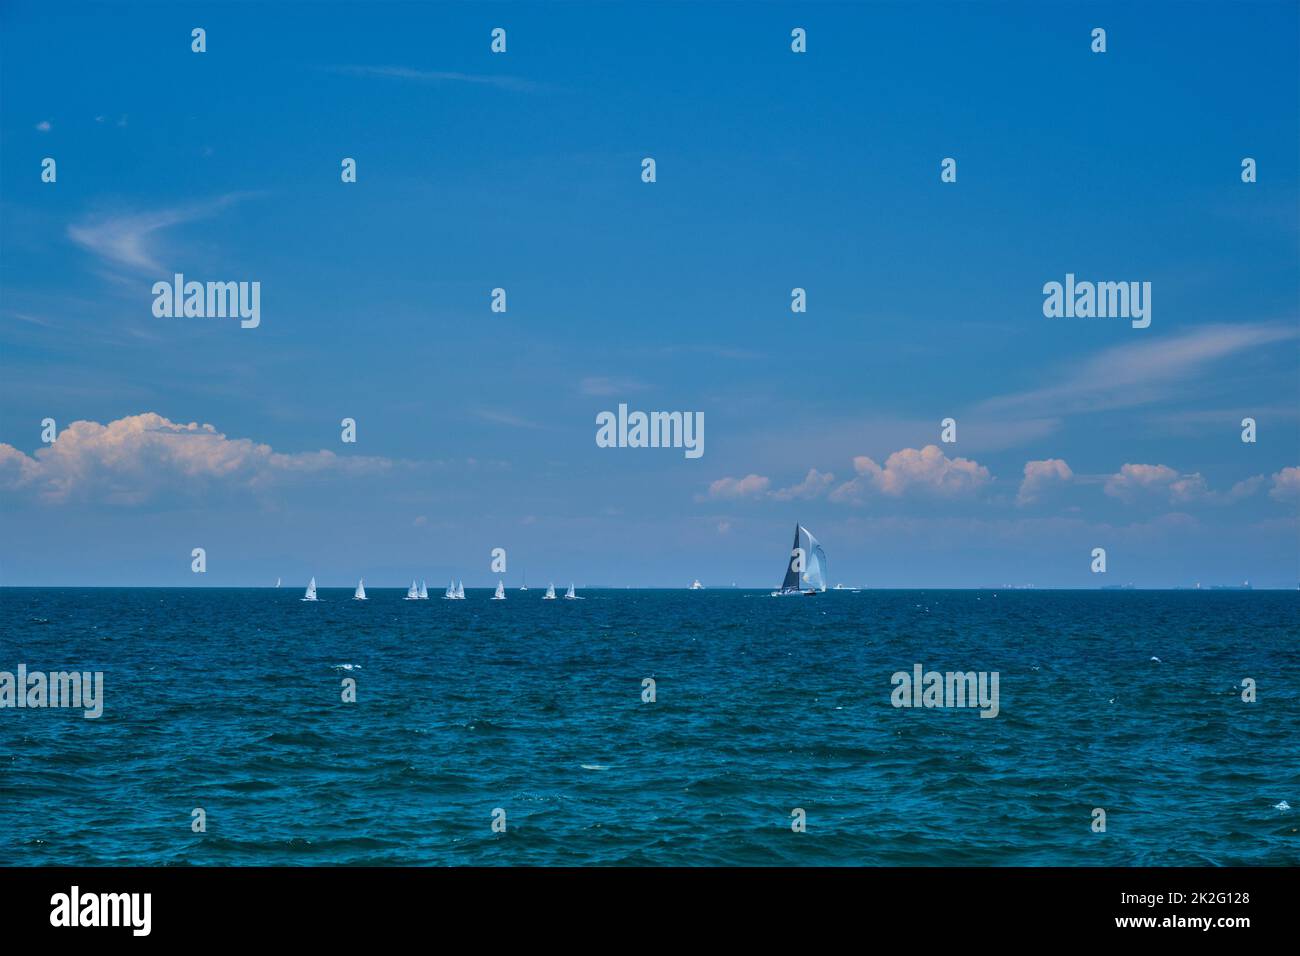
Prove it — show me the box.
[67,193,252,273]
[474,409,546,430]
[978,323,1298,418]
[329,65,541,93]
[579,376,649,397]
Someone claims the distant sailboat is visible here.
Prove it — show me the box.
[543,582,557,600]
[302,577,318,602]
[275,577,281,588]
[493,580,506,600]
[689,579,704,590]
[454,580,465,599]
[405,580,419,600]
[564,582,582,600]
[418,580,428,600]
[519,571,528,592]
[443,579,456,600]
[354,578,367,600]
[771,524,827,596]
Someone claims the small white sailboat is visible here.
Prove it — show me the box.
[519,571,528,592]
[492,580,506,600]
[454,580,465,599]
[543,582,557,600]
[302,577,318,602]
[689,579,704,590]
[275,577,281,588]
[443,579,455,600]
[418,580,429,600]
[354,578,367,600]
[404,580,419,601]
[771,524,828,596]
[564,582,582,600]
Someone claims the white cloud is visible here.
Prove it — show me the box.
[0,412,395,505]
[771,468,835,501]
[831,445,991,502]
[475,409,544,429]
[68,193,249,273]
[980,324,1298,418]
[579,376,648,397]
[1017,458,1074,505]
[1103,463,1211,504]
[331,65,539,93]
[1270,466,1300,502]
[705,474,770,500]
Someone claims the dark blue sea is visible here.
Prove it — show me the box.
[1,588,1296,866]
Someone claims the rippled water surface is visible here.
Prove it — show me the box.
[1,588,1296,865]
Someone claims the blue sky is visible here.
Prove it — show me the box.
[1,1,1297,587]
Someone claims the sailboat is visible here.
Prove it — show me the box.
[564,582,582,600]
[302,577,318,601]
[418,580,429,600]
[275,577,281,588]
[689,579,704,590]
[454,580,465,599]
[404,580,419,600]
[771,524,827,596]
[443,579,456,600]
[354,578,367,600]
[492,580,506,600]
[519,571,528,592]
[543,582,557,600]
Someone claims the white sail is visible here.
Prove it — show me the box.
[405,579,419,600]
[800,525,828,592]
[418,580,428,600]
[275,577,281,588]
[455,580,465,599]
[493,580,506,600]
[564,582,580,600]
[444,579,455,600]
[354,578,367,600]
[544,582,556,600]
[520,571,528,591]
[302,577,317,601]
[690,579,704,590]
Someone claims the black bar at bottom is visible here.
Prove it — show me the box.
[0,866,1288,940]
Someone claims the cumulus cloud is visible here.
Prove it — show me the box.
[1270,466,1300,502]
[771,468,835,501]
[1017,458,1073,505]
[0,412,395,504]
[705,474,771,500]
[831,445,991,502]
[1104,463,1210,504]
